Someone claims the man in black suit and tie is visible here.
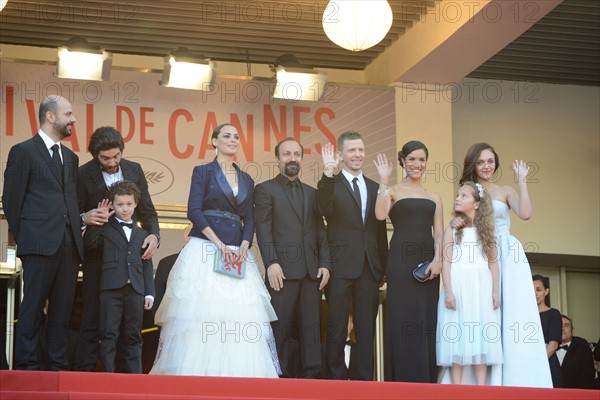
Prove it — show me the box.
[316,131,388,380]
[558,315,596,389]
[2,95,84,370]
[75,126,160,371]
[254,138,331,378]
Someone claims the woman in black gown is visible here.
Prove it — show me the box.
[374,141,444,382]
[533,274,563,387]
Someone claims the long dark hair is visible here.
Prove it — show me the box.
[532,274,551,307]
[459,143,500,185]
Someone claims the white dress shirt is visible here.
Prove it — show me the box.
[102,168,123,188]
[341,169,366,223]
[115,217,133,242]
[38,129,63,162]
[557,341,571,365]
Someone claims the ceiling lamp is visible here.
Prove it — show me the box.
[56,37,112,81]
[272,54,328,102]
[160,48,216,90]
[322,0,393,52]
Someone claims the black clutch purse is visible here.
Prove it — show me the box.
[412,260,431,282]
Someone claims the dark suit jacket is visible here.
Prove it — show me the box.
[152,252,179,315]
[84,218,155,297]
[561,336,596,389]
[2,133,83,259]
[78,157,160,239]
[187,159,254,246]
[254,174,330,279]
[316,173,388,281]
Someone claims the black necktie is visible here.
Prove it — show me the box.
[559,344,569,351]
[352,177,362,209]
[51,144,63,185]
[288,180,303,217]
[119,222,134,229]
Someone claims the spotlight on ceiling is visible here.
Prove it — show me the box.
[56,37,112,81]
[159,47,216,90]
[272,54,328,102]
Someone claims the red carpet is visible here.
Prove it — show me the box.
[1,370,597,400]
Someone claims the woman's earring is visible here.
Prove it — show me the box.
[402,168,407,179]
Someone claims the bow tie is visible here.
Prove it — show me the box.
[119,222,134,229]
[559,344,569,351]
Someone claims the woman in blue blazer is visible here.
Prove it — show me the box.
[150,123,280,378]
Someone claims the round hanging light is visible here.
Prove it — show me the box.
[322,0,393,52]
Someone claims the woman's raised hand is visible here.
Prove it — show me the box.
[373,153,393,183]
[512,160,530,183]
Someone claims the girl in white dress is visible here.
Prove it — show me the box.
[456,143,552,388]
[437,182,502,385]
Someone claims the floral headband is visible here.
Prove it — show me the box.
[475,183,485,199]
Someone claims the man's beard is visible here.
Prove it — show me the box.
[56,122,73,138]
[284,162,300,177]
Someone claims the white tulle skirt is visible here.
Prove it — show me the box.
[436,266,503,367]
[150,238,280,378]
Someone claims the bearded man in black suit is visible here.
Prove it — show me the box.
[255,137,331,378]
[2,95,84,370]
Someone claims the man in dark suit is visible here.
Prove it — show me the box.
[84,181,155,373]
[75,126,160,371]
[254,137,331,378]
[152,225,191,316]
[152,254,178,316]
[2,95,84,370]
[558,315,596,389]
[316,131,388,381]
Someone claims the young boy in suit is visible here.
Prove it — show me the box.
[85,180,155,373]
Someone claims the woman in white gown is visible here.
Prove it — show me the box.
[150,123,280,377]
[447,143,552,388]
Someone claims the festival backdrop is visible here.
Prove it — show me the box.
[1,62,396,205]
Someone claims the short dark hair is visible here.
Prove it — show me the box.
[88,126,125,157]
[107,180,141,204]
[562,314,573,329]
[275,137,304,158]
[532,274,549,289]
[337,131,363,152]
[460,142,500,185]
[211,123,235,148]
[398,140,429,168]
[39,95,61,124]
